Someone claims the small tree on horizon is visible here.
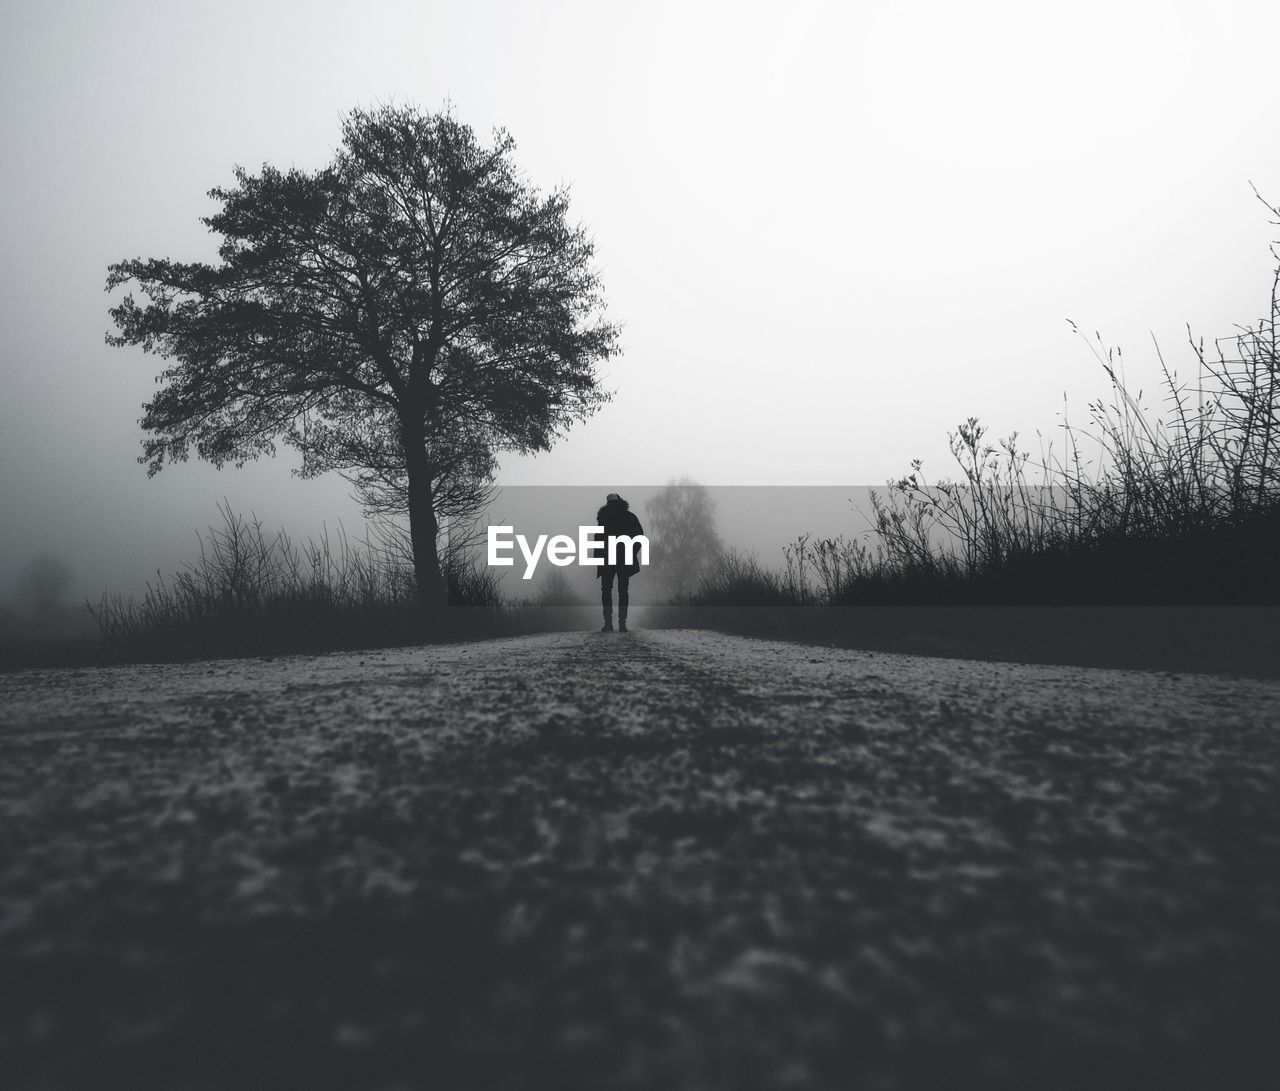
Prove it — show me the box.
[106,104,619,607]
[14,553,74,617]
[645,479,724,600]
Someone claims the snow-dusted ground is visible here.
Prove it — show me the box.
[2,630,1279,1090]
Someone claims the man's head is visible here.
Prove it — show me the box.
[606,492,622,503]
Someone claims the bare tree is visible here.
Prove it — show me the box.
[15,553,73,616]
[644,479,723,600]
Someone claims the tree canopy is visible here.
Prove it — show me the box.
[107,105,619,603]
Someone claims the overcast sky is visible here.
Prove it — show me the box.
[2,0,1279,600]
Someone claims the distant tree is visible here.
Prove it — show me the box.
[645,479,723,599]
[16,553,73,616]
[107,105,618,607]
[535,566,587,606]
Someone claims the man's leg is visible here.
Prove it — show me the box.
[601,569,615,630]
[617,572,630,629]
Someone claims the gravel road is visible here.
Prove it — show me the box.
[3,629,1279,1090]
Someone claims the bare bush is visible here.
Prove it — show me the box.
[89,501,508,655]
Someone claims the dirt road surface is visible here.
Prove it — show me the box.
[3,630,1279,1089]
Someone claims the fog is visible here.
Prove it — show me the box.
[2,0,1279,613]
[466,486,880,603]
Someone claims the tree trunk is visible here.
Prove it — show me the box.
[401,419,447,609]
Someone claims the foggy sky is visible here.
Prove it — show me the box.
[2,0,1279,604]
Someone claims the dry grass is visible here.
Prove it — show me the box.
[82,502,571,664]
[691,196,1280,609]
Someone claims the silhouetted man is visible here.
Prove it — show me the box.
[593,492,644,632]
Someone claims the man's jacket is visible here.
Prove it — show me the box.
[592,497,645,577]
